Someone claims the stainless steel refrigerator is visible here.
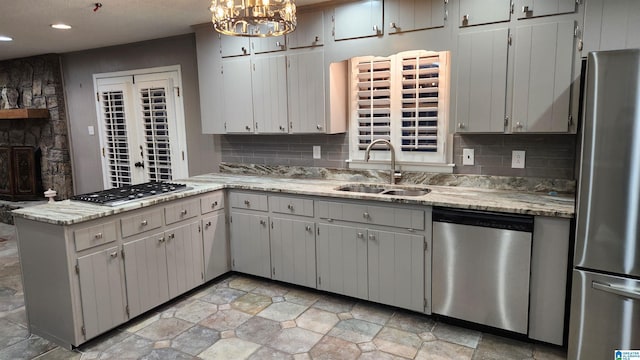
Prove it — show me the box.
[568,49,640,359]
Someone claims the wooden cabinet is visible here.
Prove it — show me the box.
[511,20,575,132]
[515,0,576,19]
[316,223,368,299]
[287,9,324,48]
[270,217,316,287]
[334,0,384,40]
[583,0,640,53]
[455,27,509,133]
[221,57,254,133]
[385,0,445,34]
[230,211,271,278]
[459,0,511,27]
[77,246,127,340]
[252,55,289,133]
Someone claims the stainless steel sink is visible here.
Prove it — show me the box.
[335,184,431,197]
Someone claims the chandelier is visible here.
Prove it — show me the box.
[210,0,297,37]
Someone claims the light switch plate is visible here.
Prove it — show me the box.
[462,148,474,165]
[88,126,95,136]
[512,150,525,168]
[313,146,321,159]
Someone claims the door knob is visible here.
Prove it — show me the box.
[134,161,144,168]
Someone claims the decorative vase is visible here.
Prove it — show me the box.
[1,87,19,109]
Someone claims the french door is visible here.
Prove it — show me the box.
[95,68,188,189]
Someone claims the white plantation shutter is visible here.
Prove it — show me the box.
[349,50,450,165]
[97,78,135,188]
[355,57,392,151]
[138,84,173,181]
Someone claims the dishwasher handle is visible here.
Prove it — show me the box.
[432,207,534,232]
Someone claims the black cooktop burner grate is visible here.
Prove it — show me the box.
[71,182,189,206]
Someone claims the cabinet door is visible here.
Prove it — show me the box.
[456,28,509,133]
[512,20,575,132]
[77,246,127,340]
[459,0,511,27]
[516,0,576,19]
[287,9,324,48]
[222,58,254,133]
[122,232,169,318]
[334,0,383,40]
[251,36,286,54]
[195,27,226,134]
[287,52,326,133]
[230,212,271,278]
[165,221,204,298]
[386,0,445,34]
[316,223,368,299]
[252,55,288,133]
[220,35,250,58]
[203,212,229,281]
[583,0,640,53]
[270,218,316,288]
[367,230,424,312]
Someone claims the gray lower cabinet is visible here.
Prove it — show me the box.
[165,221,204,298]
[270,217,316,288]
[202,212,229,281]
[230,211,271,278]
[77,246,127,340]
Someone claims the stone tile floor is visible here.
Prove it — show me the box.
[0,223,568,359]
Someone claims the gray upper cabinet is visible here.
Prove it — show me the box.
[195,26,225,134]
[287,9,324,48]
[459,0,512,27]
[251,36,287,54]
[334,0,383,40]
[386,0,445,34]
[515,0,576,19]
[583,0,640,53]
[456,27,509,133]
[511,20,576,132]
[220,35,250,58]
[251,55,289,133]
[221,57,254,133]
[287,51,326,133]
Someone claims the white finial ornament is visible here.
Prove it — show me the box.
[44,189,57,203]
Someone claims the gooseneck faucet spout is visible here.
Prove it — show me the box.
[364,139,402,184]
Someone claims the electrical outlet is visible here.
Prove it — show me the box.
[512,150,526,168]
[462,148,474,165]
[313,146,321,159]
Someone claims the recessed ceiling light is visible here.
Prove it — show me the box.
[51,23,72,30]
[0,36,13,41]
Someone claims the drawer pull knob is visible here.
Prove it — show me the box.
[287,204,294,211]
[305,225,312,232]
[110,251,118,258]
[141,220,148,226]
[158,237,165,243]
[314,36,320,42]
[181,209,188,216]
[244,200,251,207]
[94,232,103,239]
[357,232,364,238]
[369,234,376,241]
[168,233,175,240]
[205,221,212,228]
[212,201,218,208]
[260,219,267,226]
[363,212,370,219]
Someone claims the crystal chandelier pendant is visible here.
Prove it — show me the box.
[210,0,297,37]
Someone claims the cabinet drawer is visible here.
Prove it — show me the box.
[230,192,268,212]
[121,209,163,238]
[74,221,117,252]
[165,199,199,225]
[269,195,314,217]
[318,201,424,230]
[201,192,225,214]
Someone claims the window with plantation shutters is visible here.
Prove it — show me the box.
[349,50,450,167]
[94,68,188,189]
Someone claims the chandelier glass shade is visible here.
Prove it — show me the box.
[210,0,297,37]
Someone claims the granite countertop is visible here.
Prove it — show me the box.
[12,173,575,225]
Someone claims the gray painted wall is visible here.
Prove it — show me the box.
[61,34,216,194]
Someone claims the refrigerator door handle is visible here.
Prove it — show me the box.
[592,281,640,300]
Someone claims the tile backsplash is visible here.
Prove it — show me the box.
[221,133,577,180]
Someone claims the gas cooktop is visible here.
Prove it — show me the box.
[70,182,190,206]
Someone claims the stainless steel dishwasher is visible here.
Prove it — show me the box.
[432,207,534,334]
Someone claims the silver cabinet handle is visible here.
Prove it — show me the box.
[390,22,398,30]
[205,221,212,229]
[94,232,103,239]
[363,212,370,219]
[373,25,379,33]
[515,122,523,129]
[316,124,323,130]
[244,200,251,207]
[259,219,267,226]
[357,232,364,238]
[245,125,251,131]
[368,234,376,241]
[241,46,247,54]
[180,209,188,216]
[458,123,465,129]
[168,233,175,240]
[276,41,282,47]
[314,36,320,42]
[158,237,165,243]
[141,220,148,226]
[522,5,531,12]
[110,251,118,258]
[287,204,294,211]
[305,225,312,232]
[463,14,470,22]
[212,201,218,208]
[593,281,640,300]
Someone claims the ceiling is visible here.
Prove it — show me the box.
[0,0,328,61]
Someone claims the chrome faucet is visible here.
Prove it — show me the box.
[364,139,402,184]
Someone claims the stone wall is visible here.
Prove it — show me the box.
[0,54,73,199]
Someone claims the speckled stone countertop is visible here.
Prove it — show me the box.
[12,173,575,226]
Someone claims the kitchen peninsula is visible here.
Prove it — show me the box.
[13,173,574,349]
